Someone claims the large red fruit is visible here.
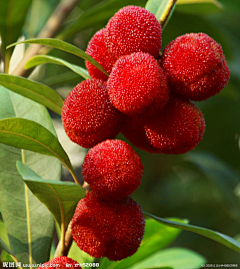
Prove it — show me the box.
[105,5,162,59]
[161,33,230,101]
[82,139,143,200]
[71,192,145,261]
[37,257,81,269]
[145,94,205,154]
[107,52,169,116]
[86,28,116,81]
[62,79,123,148]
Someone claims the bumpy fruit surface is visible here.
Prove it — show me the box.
[145,94,205,154]
[86,28,116,81]
[71,192,145,261]
[105,5,162,59]
[82,139,143,200]
[107,52,169,116]
[37,257,81,269]
[161,33,230,101]
[62,79,123,148]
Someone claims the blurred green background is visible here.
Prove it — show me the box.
[7,0,240,264]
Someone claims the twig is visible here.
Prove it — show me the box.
[10,0,79,77]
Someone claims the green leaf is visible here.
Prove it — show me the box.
[184,152,240,221]
[99,218,186,269]
[0,86,61,263]
[0,221,10,249]
[0,238,17,262]
[0,74,64,115]
[145,212,240,254]
[17,161,85,230]
[25,55,91,80]
[0,117,79,184]
[0,0,32,69]
[145,0,177,28]
[68,241,95,266]
[7,38,108,76]
[176,0,223,14]
[129,247,206,269]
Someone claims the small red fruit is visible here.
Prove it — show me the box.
[145,94,205,154]
[161,33,230,101]
[37,257,81,269]
[62,79,123,148]
[105,5,162,59]
[71,192,145,261]
[107,52,169,116]
[82,139,143,200]
[86,28,116,81]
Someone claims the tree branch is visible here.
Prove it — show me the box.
[10,0,79,77]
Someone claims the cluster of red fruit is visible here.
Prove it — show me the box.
[71,140,145,261]
[58,4,230,265]
[62,5,230,155]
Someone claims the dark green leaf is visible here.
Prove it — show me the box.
[0,117,79,184]
[129,247,206,269]
[25,55,91,80]
[0,74,63,115]
[0,0,32,67]
[99,218,186,269]
[145,212,240,254]
[17,161,85,229]
[0,86,61,263]
[7,38,108,76]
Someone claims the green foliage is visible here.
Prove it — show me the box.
[17,161,85,230]
[0,74,63,115]
[25,55,91,80]
[0,86,61,263]
[8,38,109,76]
[145,213,240,254]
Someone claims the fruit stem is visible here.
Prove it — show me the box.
[160,0,177,29]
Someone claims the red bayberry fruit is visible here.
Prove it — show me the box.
[62,79,123,148]
[105,5,162,59]
[82,139,143,200]
[107,52,169,116]
[37,257,81,269]
[161,33,230,101]
[145,94,205,154]
[86,28,116,81]
[71,192,145,261]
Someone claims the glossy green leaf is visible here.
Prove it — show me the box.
[129,247,206,269]
[17,161,85,229]
[145,212,240,254]
[0,0,32,67]
[0,74,63,115]
[176,0,223,14]
[0,117,78,184]
[59,0,146,40]
[25,55,91,80]
[99,218,186,269]
[0,86,61,263]
[184,152,240,221]
[7,38,108,76]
